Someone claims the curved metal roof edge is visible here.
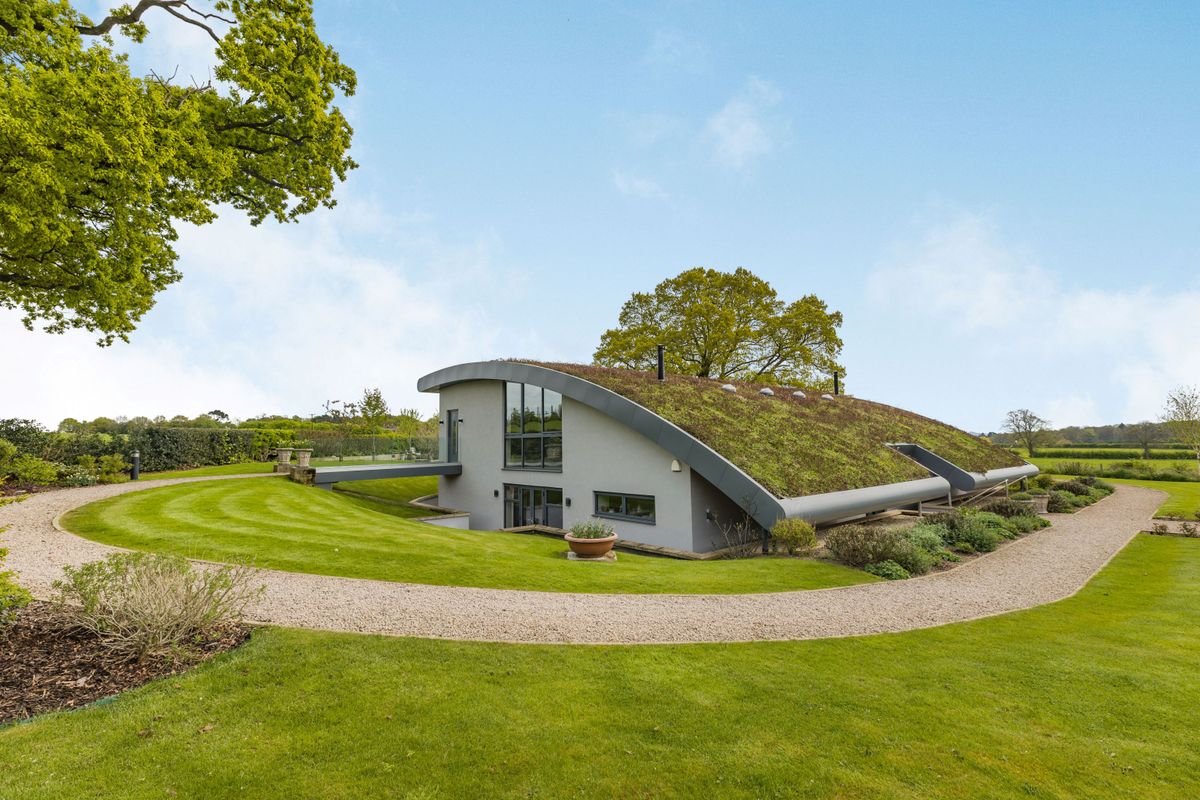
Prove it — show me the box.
[417,360,786,530]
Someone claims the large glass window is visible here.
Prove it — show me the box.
[503,382,563,471]
[594,492,656,524]
[504,484,564,529]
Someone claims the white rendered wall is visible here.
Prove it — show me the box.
[434,380,699,550]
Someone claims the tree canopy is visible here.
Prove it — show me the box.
[0,0,356,343]
[1002,408,1051,457]
[1162,386,1200,471]
[593,267,844,386]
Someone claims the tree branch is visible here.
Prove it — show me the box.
[75,0,231,44]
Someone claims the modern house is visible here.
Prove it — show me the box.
[414,360,1038,554]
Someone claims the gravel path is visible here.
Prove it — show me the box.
[0,476,1166,645]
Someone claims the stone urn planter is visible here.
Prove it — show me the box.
[294,448,314,468]
[1020,494,1050,514]
[564,532,618,558]
[275,446,294,464]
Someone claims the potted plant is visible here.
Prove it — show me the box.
[565,520,618,557]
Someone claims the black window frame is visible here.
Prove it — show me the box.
[504,483,564,529]
[593,491,656,525]
[502,382,563,472]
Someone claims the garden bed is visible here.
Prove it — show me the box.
[0,602,249,725]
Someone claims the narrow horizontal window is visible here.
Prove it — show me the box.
[593,492,656,524]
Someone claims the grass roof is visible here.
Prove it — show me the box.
[532,362,1025,497]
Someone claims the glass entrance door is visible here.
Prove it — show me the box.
[504,484,564,528]
[446,409,459,462]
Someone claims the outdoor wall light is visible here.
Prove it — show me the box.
[566,497,572,507]
[494,489,499,498]
[670,459,682,472]
[705,509,715,521]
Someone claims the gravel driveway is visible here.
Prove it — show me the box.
[0,476,1166,645]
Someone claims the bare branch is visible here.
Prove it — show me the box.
[75,0,232,44]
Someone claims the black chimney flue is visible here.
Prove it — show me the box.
[833,372,840,395]
[656,344,666,381]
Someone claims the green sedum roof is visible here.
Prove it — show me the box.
[533,362,1025,498]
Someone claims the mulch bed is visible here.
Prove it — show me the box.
[1,602,250,725]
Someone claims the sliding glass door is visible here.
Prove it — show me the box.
[504,484,564,528]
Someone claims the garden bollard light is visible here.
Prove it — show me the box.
[131,450,141,481]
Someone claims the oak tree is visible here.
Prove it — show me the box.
[593,267,844,385]
[1002,409,1051,458]
[0,1,356,343]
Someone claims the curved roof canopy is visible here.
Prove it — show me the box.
[418,361,1035,530]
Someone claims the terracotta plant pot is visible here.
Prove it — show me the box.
[564,533,618,558]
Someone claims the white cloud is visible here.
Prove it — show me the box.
[864,211,1200,427]
[1,195,532,427]
[612,170,668,200]
[705,77,785,169]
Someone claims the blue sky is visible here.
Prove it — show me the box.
[4,1,1199,432]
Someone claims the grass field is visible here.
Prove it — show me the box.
[1027,455,1200,473]
[143,459,413,480]
[60,478,873,594]
[330,476,439,517]
[2,534,1197,799]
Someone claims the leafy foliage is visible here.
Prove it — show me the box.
[864,560,910,580]
[0,543,33,625]
[541,362,1024,496]
[770,518,816,555]
[0,0,356,343]
[593,267,844,385]
[823,524,933,575]
[1161,386,1200,472]
[568,520,615,540]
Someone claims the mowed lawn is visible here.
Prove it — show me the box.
[1104,478,1200,519]
[2,535,1198,799]
[60,478,873,594]
[144,459,409,480]
[331,476,440,517]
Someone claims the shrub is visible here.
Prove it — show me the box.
[953,541,976,554]
[0,419,50,457]
[824,524,891,567]
[98,454,131,484]
[1055,480,1093,497]
[0,438,16,473]
[770,518,817,555]
[1008,514,1049,533]
[978,498,1029,519]
[966,510,1009,530]
[56,464,98,487]
[1092,479,1115,494]
[1180,522,1198,538]
[889,539,935,575]
[52,553,261,661]
[1150,522,1171,535]
[865,560,910,580]
[951,517,1002,553]
[906,523,950,555]
[1047,491,1077,513]
[0,543,32,626]
[569,520,615,540]
[825,525,933,575]
[9,453,60,487]
[1033,474,1056,491]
